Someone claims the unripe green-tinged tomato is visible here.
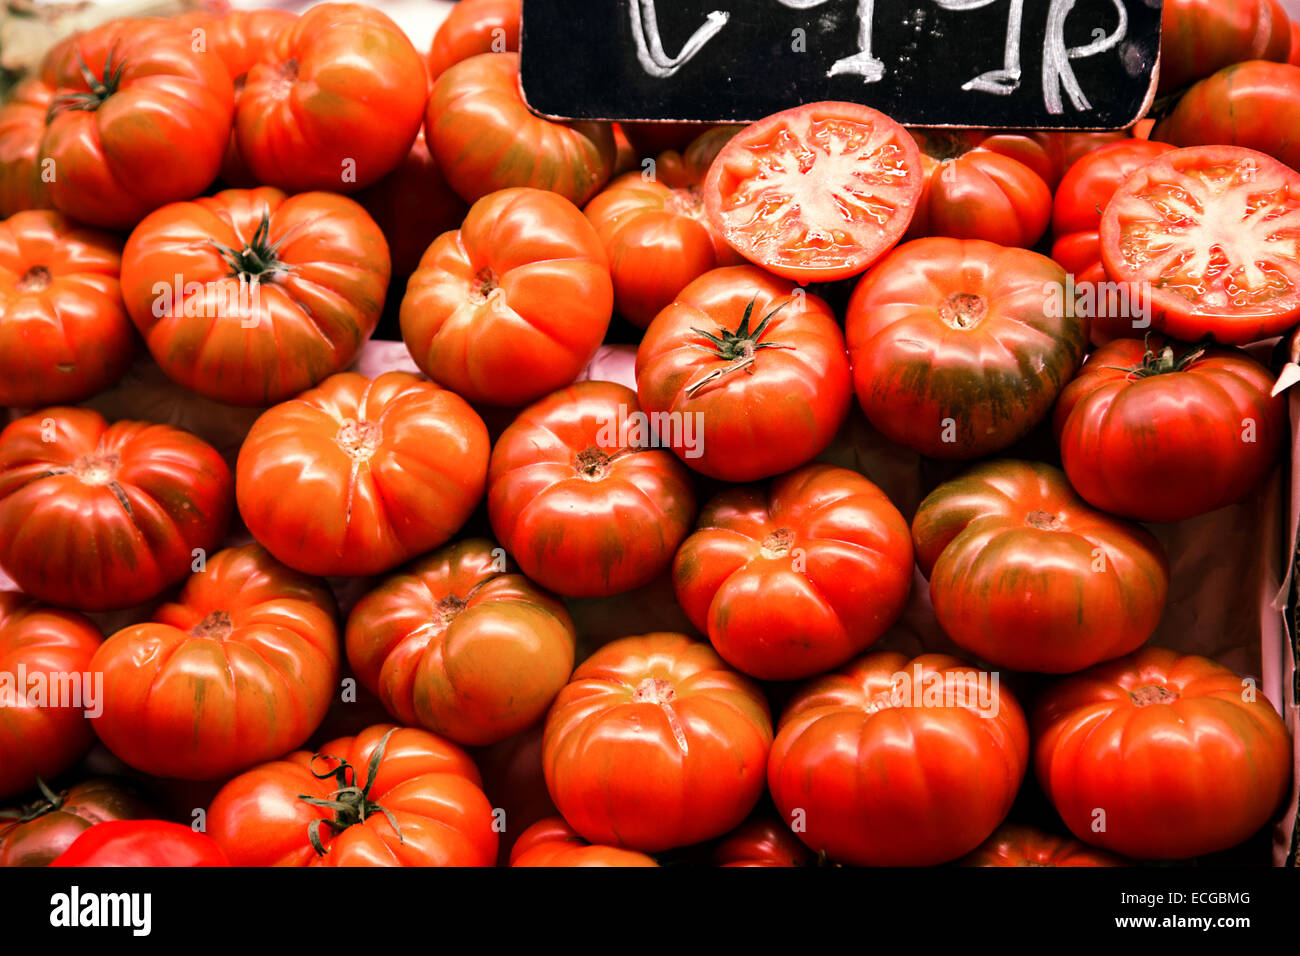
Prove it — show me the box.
[0,778,153,867]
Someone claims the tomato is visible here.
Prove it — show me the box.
[704,102,921,282]
[905,130,1051,248]
[1099,145,1300,345]
[635,266,852,482]
[978,131,1127,190]
[346,538,576,747]
[53,820,230,866]
[230,3,427,192]
[1292,20,1300,67]
[0,778,152,867]
[912,460,1168,674]
[1034,647,1293,860]
[1158,0,1292,93]
[488,381,697,598]
[428,53,616,206]
[959,824,1126,867]
[208,724,497,866]
[120,187,389,407]
[0,594,102,800]
[510,817,659,867]
[471,724,555,864]
[673,463,912,681]
[1152,60,1300,173]
[1054,338,1285,523]
[619,122,708,159]
[846,238,1086,459]
[399,187,612,407]
[0,79,54,218]
[544,633,772,852]
[1049,139,1175,346]
[768,651,1028,867]
[428,0,520,77]
[90,544,339,781]
[0,408,233,611]
[237,371,489,578]
[713,817,812,868]
[0,210,133,407]
[585,128,741,328]
[5,18,234,230]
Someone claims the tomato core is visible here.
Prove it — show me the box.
[335,419,381,462]
[665,186,706,221]
[191,610,234,641]
[470,267,499,303]
[574,446,614,480]
[71,453,120,486]
[436,593,467,625]
[17,266,52,292]
[760,527,795,558]
[1025,510,1065,531]
[1130,684,1179,707]
[939,292,988,330]
[632,677,676,704]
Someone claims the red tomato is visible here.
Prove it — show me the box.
[0,778,153,867]
[208,724,497,866]
[768,652,1028,866]
[619,122,707,159]
[237,371,489,578]
[673,463,912,681]
[120,187,389,407]
[428,0,520,77]
[90,544,339,781]
[1099,145,1300,345]
[0,79,54,218]
[978,131,1127,190]
[0,210,133,407]
[544,633,772,852]
[0,408,233,611]
[1054,338,1286,522]
[905,130,1051,248]
[912,460,1168,674]
[52,820,229,867]
[231,3,427,192]
[470,723,555,864]
[1292,20,1300,66]
[713,817,813,867]
[488,381,697,598]
[959,824,1126,867]
[346,538,576,746]
[1034,648,1293,860]
[635,266,852,482]
[510,817,659,867]
[585,127,742,328]
[846,238,1086,459]
[399,187,612,407]
[704,101,922,282]
[0,594,102,800]
[428,53,616,206]
[1158,0,1292,93]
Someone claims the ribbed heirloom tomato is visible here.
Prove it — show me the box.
[52,820,230,867]
[346,538,576,746]
[427,0,520,77]
[543,633,772,852]
[713,817,813,867]
[959,825,1126,867]
[510,817,659,867]
[673,463,913,681]
[912,461,1168,673]
[0,79,53,217]
[767,652,1028,867]
[120,187,389,407]
[0,778,152,867]
[400,187,612,407]
[0,408,233,611]
[237,371,489,578]
[1034,648,1293,860]
[1158,0,1292,93]
[90,544,340,781]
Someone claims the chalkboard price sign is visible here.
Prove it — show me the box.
[519,0,1163,129]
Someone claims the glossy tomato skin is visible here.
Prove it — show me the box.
[713,817,812,867]
[52,820,229,867]
[400,187,612,407]
[428,53,615,206]
[237,371,489,578]
[0,778,152,867]
[510,817,659,867]
[0,79,54,218]
[912,461,1168,674]
[846,239,1086,460]
[90,544,340,781]
[705,102,923,282]
[1159,0,1292,93]
[959,824,1126,867]
[1034,648,1293,860]
[1099,145,1300,345]
[1054,339,1285,523]
[207,724,497,866]
[233,3,427,192]
[346,538,576,747]
[544,633,772,852]
[636,266,852,482]
[0,594,102,800]
[0,408,233,611]
[673,464,912,681]
[768,652,1028,867]
[121,187,389,407]
[0,210,133,407]
[427,0,520,77]
[978,131,1126,190]
[488,381,697,598]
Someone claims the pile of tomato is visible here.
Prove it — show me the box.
[0,0,1296,868]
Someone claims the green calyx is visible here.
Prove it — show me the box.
[0,778,65,825]
[685,296,793,396]
[212,213,295,283]
[297,729,403,857]
[48,43,126,119]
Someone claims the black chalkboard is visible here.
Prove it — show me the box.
[519,0,1162,129]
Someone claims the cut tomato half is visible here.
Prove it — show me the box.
[704,102,922,283]
[1099,145,1300,345]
